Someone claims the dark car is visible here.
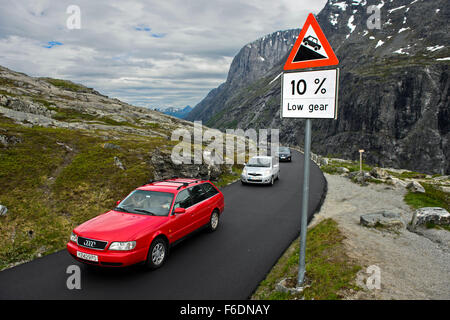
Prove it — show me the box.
[277,147,292,162]
[303,36,321,51]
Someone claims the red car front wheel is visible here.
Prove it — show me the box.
[145,238,168,270]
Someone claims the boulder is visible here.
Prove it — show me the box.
[370,167,390,179]
[275,278,308,294]
[360,211,404,229]
[410,207,450,229]
[0,94,8,106]
[319,157,329,166]
[0,205,8,216]
[150,148,231,181]
[354,173,367,185]
[56,141,73,152]
[0,134,22,147]
[406,181,425,193]
[337,167,350,174]
[347,171,359,179]
[114,156,125,170]
[386,177,407,188]
[103,142,121,150]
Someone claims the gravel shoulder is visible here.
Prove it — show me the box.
[310,173,450,300]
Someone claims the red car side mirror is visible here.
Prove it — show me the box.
[116,200,121,205]
[174,207,185,214]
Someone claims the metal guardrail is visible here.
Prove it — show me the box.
[289,146,322,166]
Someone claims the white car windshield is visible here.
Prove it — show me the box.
[247,158,271,167]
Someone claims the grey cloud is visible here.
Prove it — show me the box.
[0,0,327,108]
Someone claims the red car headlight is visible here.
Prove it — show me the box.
[109,241,136,251]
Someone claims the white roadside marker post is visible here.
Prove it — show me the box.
[359,149,365,175]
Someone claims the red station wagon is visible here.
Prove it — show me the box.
[67,178,225,269]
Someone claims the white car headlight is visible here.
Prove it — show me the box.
[264,169,271,176]
[70,232,78,243]
[109,241,136,251]
[242,167,247,175]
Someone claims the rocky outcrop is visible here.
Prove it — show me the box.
[185,29,300,123]
[410,207,450,229]
[150,149,226,181]
[360,210,404,229]
[114,156,125,170]
[406,181,425,193]
[0,134,22,147]
[0,205,7,217]
[187,0,450,175]
[0,65,193,139]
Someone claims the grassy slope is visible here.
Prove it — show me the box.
[252,219,361,300]
[0,115,176,269]
[404,183,450,211]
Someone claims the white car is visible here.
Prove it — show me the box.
[241,156,280,186]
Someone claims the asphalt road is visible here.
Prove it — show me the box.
[0,150,326,299]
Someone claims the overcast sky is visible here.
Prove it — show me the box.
[0,0,327,109]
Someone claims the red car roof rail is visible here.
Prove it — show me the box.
[143,178,207,189]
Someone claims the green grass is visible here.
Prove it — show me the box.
[366,178,384,184]
[214,165,243,188]
[386,170,426,180]
[252,219,361,300]
[321,160,373,175]
[32,98,54,108]
[0,118,173,270]
[41,78,88,92]
[425,222,450,232]
[0,78,16,87]
[404,183,449,211]
[47,106,142,128]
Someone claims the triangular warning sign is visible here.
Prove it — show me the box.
[284,13,339,70]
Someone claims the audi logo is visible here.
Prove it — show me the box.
[83,240,96,247]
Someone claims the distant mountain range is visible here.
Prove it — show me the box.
[154,105,193,119]
[186,0,449,175]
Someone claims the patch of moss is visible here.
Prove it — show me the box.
[387,170,426,180]
[404,183,449,211]
[425,221,450,232]
[321,160,373,175]
[214,165,242,188]
[32,98,54,108]
[41,78,88,92]
[252,219,361,300]
[0,78,16,87]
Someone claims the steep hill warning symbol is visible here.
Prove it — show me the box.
[284,13,339,70]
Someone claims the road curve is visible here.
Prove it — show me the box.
[0,150,326,299]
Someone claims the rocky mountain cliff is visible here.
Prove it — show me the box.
[186,0,450,175]
[155,105,193,119]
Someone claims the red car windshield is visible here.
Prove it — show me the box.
[116,190,174,216]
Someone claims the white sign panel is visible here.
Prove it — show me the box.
[281,69,339,119]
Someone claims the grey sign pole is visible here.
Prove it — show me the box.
[298,118,311,287]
